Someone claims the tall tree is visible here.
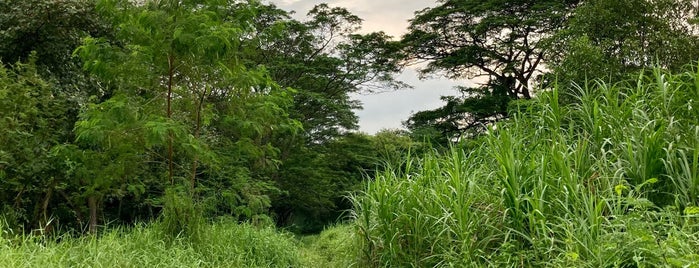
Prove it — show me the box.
[0,0,406,233]
[231,3,404,230]
[0,0,106,75]
[72,0,300,232]
[401,0,579,141]
[0,59,71,231]
[548,0,699,86]
[0,0,108,231]
[241,3,404,143]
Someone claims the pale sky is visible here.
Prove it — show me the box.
[267,0,467,134]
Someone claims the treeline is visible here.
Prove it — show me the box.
[0,0,420,234]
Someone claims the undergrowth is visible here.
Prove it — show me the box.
[0,219,300,267]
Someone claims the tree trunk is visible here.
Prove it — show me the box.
[167,53,175,185]
[32,180,56,232]
[88,195,98,234]
[41,186,53,233]
[190,86,207,195]
[58,190,84,227]
[13,186,25,209]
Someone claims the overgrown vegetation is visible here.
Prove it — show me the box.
[0,218,301,267]
[353,68,699,266]
[2,0,699,267]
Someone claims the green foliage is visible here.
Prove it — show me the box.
[4,1,699,266]
[273,131,421,233]
[0,58,76,230]
[0,0,404,235]
[0,0,107,76]
[353,68,699,266]
[245,2,412,227]
[273,133,375,233]
[241,3,404,143]
[405,88,512,144]
[372,129,423,168]
[69,0,304,229]
[352,147,502,267]
[0,220,301,267]
[549,0,699,88]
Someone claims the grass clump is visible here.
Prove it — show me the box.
[352,67,699,267]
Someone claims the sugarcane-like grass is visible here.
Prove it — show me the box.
[352,68,699,267]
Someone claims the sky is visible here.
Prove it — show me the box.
[267,0,466,134]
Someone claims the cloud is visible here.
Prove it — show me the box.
[274,0,301,4]
[352,67,467,134]
[268,0,438,37]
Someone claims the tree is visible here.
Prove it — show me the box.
[0,0,111,106]
[57,94,150,233]
[71,0,301,232]
[0,0,407,234]
[548,0,699,86]
[230,3,405,230]
[0,0,113,231]
[272,130,420,233]
[0,0,106,74]
[401,0,579,140]
[0,58,74,231]
[241,3,404,143]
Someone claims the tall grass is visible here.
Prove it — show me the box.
[0,219,301,267]
[352,67,699,267]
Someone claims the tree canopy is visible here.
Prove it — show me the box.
[0,0,406,234]
[401,0,699,142]
[401,0,579,141]
[548,0,699,85]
